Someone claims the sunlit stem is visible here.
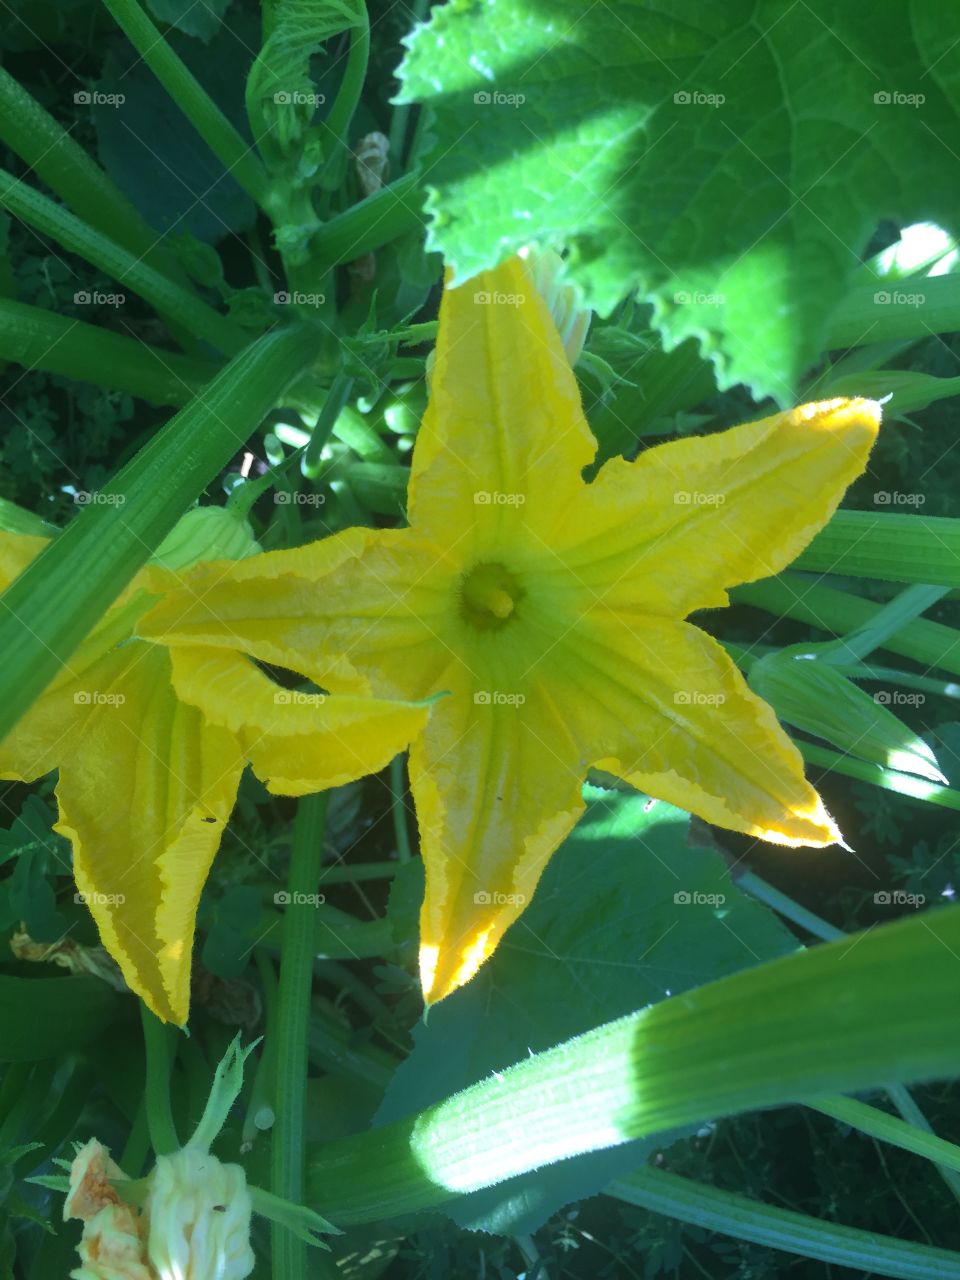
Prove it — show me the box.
[272,793,328,1280]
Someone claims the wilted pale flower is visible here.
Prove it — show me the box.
[63,1138,152,1280]
[65,1040,259,1280]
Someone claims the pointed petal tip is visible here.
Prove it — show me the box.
[799,396,883,436]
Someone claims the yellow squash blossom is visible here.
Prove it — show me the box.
[139,256,881,1005]
[0,513,429,1024]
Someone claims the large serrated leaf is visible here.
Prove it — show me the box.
[397,0,960,400]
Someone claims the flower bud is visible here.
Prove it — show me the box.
[151,507,259,572]
[144,1148,254,1280]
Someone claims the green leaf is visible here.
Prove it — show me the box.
[94,20,257,244]
[0,975,117,1061]
[397,1,960,400]
[246,0,364,173]
[375,786,796,1234]
[144,0,232,42]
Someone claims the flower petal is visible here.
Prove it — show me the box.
[55,642,245,1023]
[411,680,586,1004]
[556,398,880,617]
[167,644,431,795]
[0,531,47,589]
[409,255,596,548]
[566,615,838,845]
[137,527,456,698]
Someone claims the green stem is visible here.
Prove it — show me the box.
[799,740,960,811]
[307,907,960,1223]
[119,1096,151,1177]
[795,511,960,587]
[390,755,412,863]
[812,1095,960,1179]
[0,66,181,281]
[309,172,425,267]
[732,575,960,679]
[243,951,280,1152]
[100,0,269,208]
[303,373,355,478]
[607,1166,960,1280]
[272,792,328,1280]
[0,322,321,742]
[0,168,245,354]
[818,584,949,663]
[141,1006,179,1156]
[736,871,960,1203]
[0,297,217,405]
[321,6,370,166]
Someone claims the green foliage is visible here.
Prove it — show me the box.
[3,2,960,1278]
[398,0,960,400]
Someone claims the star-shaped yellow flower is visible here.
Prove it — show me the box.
[139,255,880,1005]
[0,515,429,1023]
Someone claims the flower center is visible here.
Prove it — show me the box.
[460,562,524,630]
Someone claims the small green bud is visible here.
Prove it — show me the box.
[151,507,260,571]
